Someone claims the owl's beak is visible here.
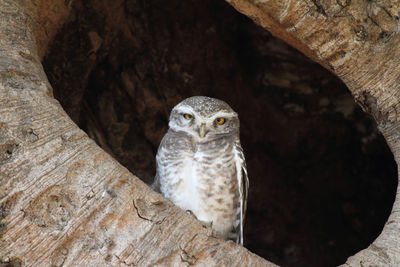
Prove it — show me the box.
[199,123,206,138]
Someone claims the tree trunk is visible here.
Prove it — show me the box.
[0,0,272,266]
[1,0,399,266]
[224,0,400,266]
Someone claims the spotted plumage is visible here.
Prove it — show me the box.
[152,96,249,244]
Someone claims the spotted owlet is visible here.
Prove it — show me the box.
[152,96,249,244]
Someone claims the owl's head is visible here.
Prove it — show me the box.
[168,96,239,142]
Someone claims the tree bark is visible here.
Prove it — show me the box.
[0,0,273,266]
[1,0,399,266]
[224,0,400,266]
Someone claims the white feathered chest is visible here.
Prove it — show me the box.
[157,133,240,238]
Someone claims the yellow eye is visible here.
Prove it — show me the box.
[215,117,225,125]
[183,114,193,120]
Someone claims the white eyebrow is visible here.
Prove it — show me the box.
[211,111,238,119]
[174,106,195,114]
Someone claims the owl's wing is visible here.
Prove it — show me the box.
[151,173,161,193]
[151,133,170,193]
[234,140,249,245]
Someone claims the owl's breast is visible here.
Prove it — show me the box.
[157,134,239,238]
[195,142,240,238]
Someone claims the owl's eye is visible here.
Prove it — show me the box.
[215,117,225,125]
[183,114,193,120]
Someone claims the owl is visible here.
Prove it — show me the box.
[152,96,249,244]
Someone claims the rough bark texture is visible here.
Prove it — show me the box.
[0,0,272,266]
[224,0,400,266]
[41,0,396,266]
[0,0,399,267]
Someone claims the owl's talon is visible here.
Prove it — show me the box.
[201,220,213,227]
[186,210,197,219]
[186,210,213,227]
